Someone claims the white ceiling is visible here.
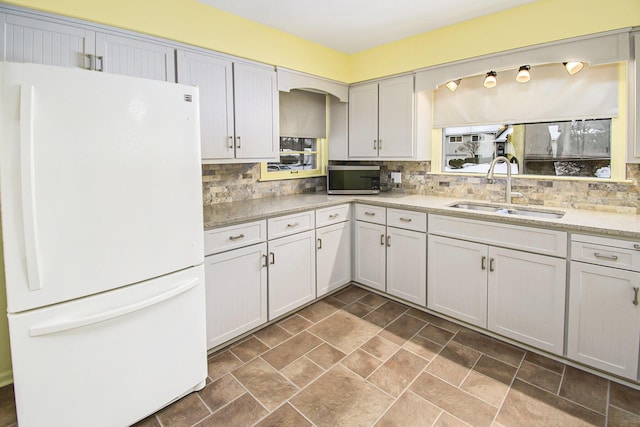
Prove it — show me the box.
[197,0,536,54]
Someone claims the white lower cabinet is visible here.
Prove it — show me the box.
[428,215,567,355]
[354,220,386,292]
[204,243,268,349]
[568,234,640,380]
[387,226,427,306]
[268,229,317,319]
[316,221,352,297]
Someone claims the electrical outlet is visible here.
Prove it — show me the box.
[390,172,402,184]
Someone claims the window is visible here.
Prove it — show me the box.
[262,137,326,177]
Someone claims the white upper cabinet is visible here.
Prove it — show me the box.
[0,13,95,68]
[95,33,175,81]
[177,49,278,163]
[349,74,415,159]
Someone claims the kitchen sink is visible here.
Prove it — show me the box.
[448,202,565,219]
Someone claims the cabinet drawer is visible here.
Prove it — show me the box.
[387,208,426,232]
[204,220,266,256]
[355,204,386,225]
[268,210,315,240]
[571,234,640,272]
[316,204,351,227]
[429,214,567,257]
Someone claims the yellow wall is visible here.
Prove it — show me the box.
[0,227,11,386]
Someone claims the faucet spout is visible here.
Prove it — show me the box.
[487,156,521,204]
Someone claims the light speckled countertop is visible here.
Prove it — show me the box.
[203,193,640,240]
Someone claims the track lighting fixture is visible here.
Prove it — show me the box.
[483,71,497,88]
[563,61,584,75]
[445,79,461,92]
[516,65,531,83]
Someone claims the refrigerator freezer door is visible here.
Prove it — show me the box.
[8,265,207,427]
[0,62,204,312]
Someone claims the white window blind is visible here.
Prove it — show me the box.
[433,63,619,128]
[279,89,327,138]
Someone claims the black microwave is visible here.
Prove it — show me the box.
[327,165,380,195]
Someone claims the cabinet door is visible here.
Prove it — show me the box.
[387,227,426,306]
[0,13,95,68]
[232,62,278,160]
[488,247,566,355]
[354,221,386,292]
[204,243,268,349]
[268,230,316,319]
[316,221,352,297]
[177,50,235,160]
[348,82,379,158]
[568,262,640,380]
[378,75,414,158]
[427,235,487,327]
[95,32,175,81]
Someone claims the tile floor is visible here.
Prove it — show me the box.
[1,284,639,426]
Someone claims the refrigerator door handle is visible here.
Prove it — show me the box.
[29,278,199,337]
[20,84,43,292]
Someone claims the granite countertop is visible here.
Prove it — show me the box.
[203,193,640,240]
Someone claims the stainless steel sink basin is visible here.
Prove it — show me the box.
[448,202,565,219]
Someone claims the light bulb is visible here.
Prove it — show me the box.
[483,71,497,88]
[563,61,584,75]
[516,65,530,83]
[445,79,461,92]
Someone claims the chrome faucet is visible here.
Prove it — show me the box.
[486,156,523,204]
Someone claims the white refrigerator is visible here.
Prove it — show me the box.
[0,62,207,426]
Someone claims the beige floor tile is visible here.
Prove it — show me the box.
[341,349,382,378]
[410,372,497,427]
[232,358,298,411]
[207,350,243,381]
[198,374,246,413]
[253,323,293,347]
[363,300,410,328]
[261,331,323,370]
[342,301,375,317]
[378,313,427,345]
[559,366,609,414]
[361,335,401,361]
[230,336,269,362]
[254,403,312,427]
[434,412,472,427]
[524,351,566,374]
[376,391,442,427]
[461,370,510,407]
[607,405,640,427]
[306,343,346,369]
[332,285,369,304]
[369,348,429,397]
[309,310,382,353]
[155,393,211,427]
[407,309,462,333]
[291,364,394,427]
[497,379,605,427]
[609,381,640,417]
[278,314,313,334]
[296,298,344,323]
[516,360,562,393]
[418,323,455,345]
[426,341,481,386]
[200,393,268,427]
[453,328,524,367]
[472,355,517,385]
[403,335,443,361]
[280,357,324,387]
[358,292,388,308]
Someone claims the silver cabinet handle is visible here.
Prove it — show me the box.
[228,136,234,149]
[378,139,382,149]
[634,244,640,251]
[380,234,385,246]
[386,235,391,247]
[481,256,487,270]
[365,212,376,216]
[399,217,412,222]
[328,213,339,219]
[317,238,322,250]
[287,222,300,228]
[228,234,245,241]
[373,140,377,150]
[83,54,93,70]
[489,258,495,272]
[262,254,268,268]
[236,136,241,149]
[269,252,275,265]
[594,253,618,261]
[633,287,639,306]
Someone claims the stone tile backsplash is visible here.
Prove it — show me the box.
[202,162,640,214]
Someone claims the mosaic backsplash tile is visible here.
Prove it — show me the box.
[202,162,640,214]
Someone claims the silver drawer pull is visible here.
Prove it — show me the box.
[399,217,412,222]
[228,234,245,241]
[328,213,339,219]
[594,253,618,261]
[634,244,640,251]
[287,222,300,228]
[633,287,639,306]
[365,212,376,216]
